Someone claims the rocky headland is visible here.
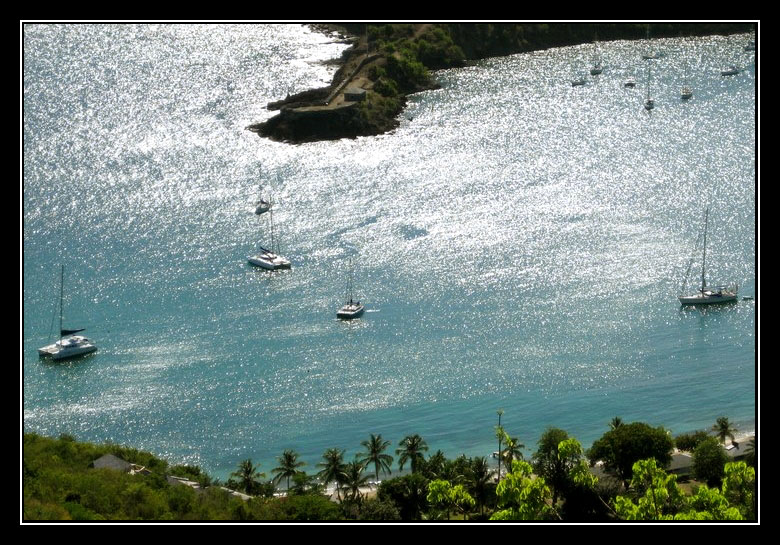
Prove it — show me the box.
[246,23,755,145]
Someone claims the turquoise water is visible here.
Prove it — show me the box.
[23,24,756,481]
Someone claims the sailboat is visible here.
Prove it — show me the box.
[336,259,364,319]
[641,24,665,60]
[38,265,97,360]
[569,57,586,86]
[681,65,693,100]
[680,86,693,100]
[644,62,654,111]
[590,37,603,75]
[254,168,271,215]
[678,207,738,305]
[255,195,271,215]
[248,209,291,270]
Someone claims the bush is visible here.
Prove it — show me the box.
[692,438,729,487]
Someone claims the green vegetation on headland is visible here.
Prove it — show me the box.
[23,415,756,521]
[246,23,754,144]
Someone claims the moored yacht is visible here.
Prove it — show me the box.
[39,335,98,360]
[337,258,364,319]
[248,247,291,270]
[678,207,738,306]
[678,286,738,305]
[337,298,365,319]
[255,198,271,215]
[248,209,290,270]
[38,265,97,361]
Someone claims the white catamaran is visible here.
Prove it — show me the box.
[248,209,291,270]
[678,208,738,305]
[38,265,98,360]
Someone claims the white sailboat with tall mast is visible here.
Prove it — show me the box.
[337,258,364,319]
[248,209,291,270]
[38,265,97,360]
[678,207,738,305]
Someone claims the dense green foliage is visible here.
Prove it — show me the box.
[587,422,674,486]
[612,458,754,520]
[674,429,711,452]
[24,412,755,521]
[692,437,731,487]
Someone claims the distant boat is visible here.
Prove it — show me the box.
[678,207,738,305]
[248,209,291,270]
[255,197,271,215]
[744,39,756,52]
[38,265,97,360]
[590,35,603,75]
[641,24,665,60]
[721,66,741,76]
[569,58,586,86]
[337,259,364,319]
[254,169,271,214]
[624,77,636,88]
[644,63,654,111]
[681,61,693,100]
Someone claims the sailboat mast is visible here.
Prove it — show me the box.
[59,264,64,341]
[347,258,353,303]
[269,209,275,253]
[646,63,651,100]
[701,208,709,293]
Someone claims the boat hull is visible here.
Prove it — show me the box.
[248,253,291,270]
[39,336,97,360]
[678,292,737,305]
[337,304,365,319]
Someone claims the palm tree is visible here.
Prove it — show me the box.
[609,416,624,430]
[501,434,525,468]
[230,458,265,495]
[396,434,429,473]
[316,448,347,500]
[745,436,756,469]
[342,459,370,503]
[712,416,738,445]
[272,449,306,492]
[496,409,504,480]
[359,433,393,482]
[467,456,493,517]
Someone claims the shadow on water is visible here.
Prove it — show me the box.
[38,351,98,367]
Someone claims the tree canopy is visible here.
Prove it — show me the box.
[587,422,674,486]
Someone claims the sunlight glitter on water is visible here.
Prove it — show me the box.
[24,26,754,478]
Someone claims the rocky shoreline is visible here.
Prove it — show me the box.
[247,23,755,145]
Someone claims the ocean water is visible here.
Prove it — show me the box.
[22,24,756,481]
